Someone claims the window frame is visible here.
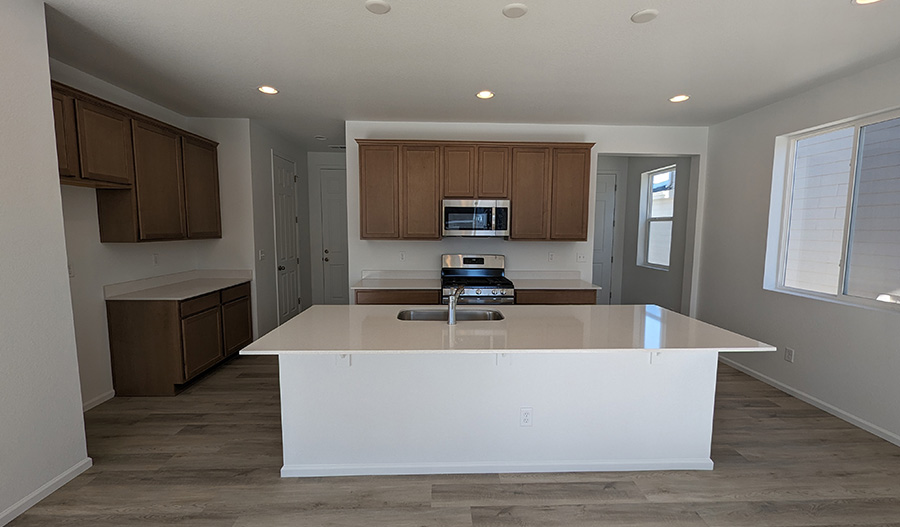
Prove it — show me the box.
[637,165,676,271]
[769,107,900,312]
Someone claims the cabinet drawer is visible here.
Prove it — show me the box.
[221,282,250,303]
[515,289,597,305]
[355,289,441,305]
[180,292,220,317]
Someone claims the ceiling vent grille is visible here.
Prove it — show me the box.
[329,145,346,150]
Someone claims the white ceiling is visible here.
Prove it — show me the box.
[43,0,900,152]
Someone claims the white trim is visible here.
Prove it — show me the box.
[719,356,900,447]
[281,458,713,478]
[0,457,92,525]
[82,390,114,412]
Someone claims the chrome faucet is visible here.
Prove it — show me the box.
[448,285,465,325]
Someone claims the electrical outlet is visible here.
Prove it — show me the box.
[67,264,74,278]
[399,251,406,261]
[258,250,266,261]
[576,253,587,263]
[784,347,795,363]
[152,253,159,266]
[548,252,555,262]
[520,407,533,427]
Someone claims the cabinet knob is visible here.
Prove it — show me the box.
[323,257,330,262]
[278,265,286,271]
[324,249,330,254]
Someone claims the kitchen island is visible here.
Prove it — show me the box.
[241,304,774,477]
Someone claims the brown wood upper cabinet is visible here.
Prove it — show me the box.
[509,146,551,240]
[51,82,221,243]
[401,145,441,239]
[357,139,592,241]
[550,146,592,240]
[182,135,222,239]
[442,145,510,199]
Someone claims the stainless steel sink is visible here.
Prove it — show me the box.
[397,309,505,321]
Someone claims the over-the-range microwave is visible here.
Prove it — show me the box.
[442,199,510,237]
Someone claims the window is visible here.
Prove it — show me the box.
[769,109,900,308]
[638,166,676,269]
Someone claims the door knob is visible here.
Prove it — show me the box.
[323,257,330,262]
[278,265,286,271]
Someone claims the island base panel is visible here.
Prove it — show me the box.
[277,351,718,477]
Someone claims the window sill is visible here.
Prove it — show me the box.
[638,263,669,272]
[764,285,900,315]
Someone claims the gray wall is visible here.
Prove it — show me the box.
[0,0,90,521]
[700,55,900,445]
[621,157,692,312]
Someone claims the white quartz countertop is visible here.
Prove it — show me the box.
[106,277,250,301]
[242,304,775,355]
[350,278,598,290]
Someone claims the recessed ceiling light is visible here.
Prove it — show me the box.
[852,0,882,4]
[365,0,391,15]
[631,8,659,23]
[258,85,278,95]
[669,94,690,103]
[502,3,528,18]
[476,90,495,99]
[314,135,327,141]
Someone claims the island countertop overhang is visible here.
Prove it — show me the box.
[241,304,775,355]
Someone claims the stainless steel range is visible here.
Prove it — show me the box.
[440,254,515,305]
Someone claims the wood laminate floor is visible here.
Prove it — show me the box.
[9,356,900,526]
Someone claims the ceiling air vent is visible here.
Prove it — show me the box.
[329,145,346,150]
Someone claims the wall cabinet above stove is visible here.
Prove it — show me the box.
[356,139,593,241]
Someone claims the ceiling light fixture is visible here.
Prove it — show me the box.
[502,3,528,19]
[476,90,495,99]
[365,0,391,15]
[852,0,882,4]
[669,94,690,103]
[258,85,278,95]
[631,8,659,23]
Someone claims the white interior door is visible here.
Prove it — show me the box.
[273,152,301,323]
[592,174,616,304]
[320,167,349,304]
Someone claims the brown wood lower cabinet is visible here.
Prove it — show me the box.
[515,289,597,305]
[355,289,441,305]
[106,281,252,396]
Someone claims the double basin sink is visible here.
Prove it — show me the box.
[397,309,504,322]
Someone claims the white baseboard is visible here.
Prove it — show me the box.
[0,457,92,526]
[82,390,114,412]
[719,357,900,447]
[281,458,714,478]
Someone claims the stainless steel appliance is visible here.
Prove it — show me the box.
[440,254,515,305]
[442,199,510,237]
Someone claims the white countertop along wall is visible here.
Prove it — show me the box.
[351,270,599,291]
[104,269,252,301]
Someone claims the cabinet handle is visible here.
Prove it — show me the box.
[278,265,286,271]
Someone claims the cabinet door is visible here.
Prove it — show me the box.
[75,99,134,185]
[550,147,592,240]
[132,119,186,240]
[359,143,400,239]
[182,135,222,239]
[181,307,223,381]
[52,89,80,179]
[442,145,476,198]
[222,296,252,356]
[509,147,551,239]
[477,146,510,198]
[401,145,442,239]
